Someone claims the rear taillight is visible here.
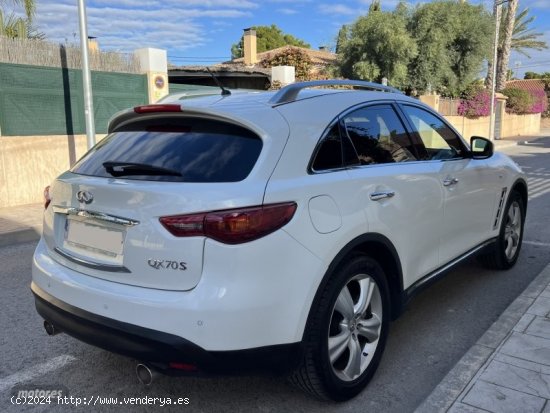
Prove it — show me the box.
[43,185,51,210]
[133,104,182,114]
[159,202,297,244]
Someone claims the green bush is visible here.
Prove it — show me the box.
[501,88,534,115]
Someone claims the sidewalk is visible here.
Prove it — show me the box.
[0,203,43,247]
[494,129,550,149]
[416,262,550,413]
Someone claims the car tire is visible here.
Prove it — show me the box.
[288,254,390,401]
[478,190,525,270]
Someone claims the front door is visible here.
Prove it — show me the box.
[399,104,498,264]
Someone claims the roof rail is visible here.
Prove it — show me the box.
[268,80,403,105]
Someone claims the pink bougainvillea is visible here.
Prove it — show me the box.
[460,87,548,118]
[457,90,494,118]
[529,89,548,114]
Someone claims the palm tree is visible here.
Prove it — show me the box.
[487,4,548,90]
[495,0,518,91]
[0,0,37,38]
[0,9,28,38]
[0,0,35,20]
[510,8,548,57]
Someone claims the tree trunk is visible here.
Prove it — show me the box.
[496,0,519,91]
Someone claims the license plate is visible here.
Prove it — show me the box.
[65,219,125,257]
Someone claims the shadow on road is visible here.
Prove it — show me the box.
[518,136,550,149]
[0,217,40,247]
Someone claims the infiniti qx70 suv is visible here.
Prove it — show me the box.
[32,80,527,401]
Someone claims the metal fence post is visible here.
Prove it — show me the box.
[78,0,96,149]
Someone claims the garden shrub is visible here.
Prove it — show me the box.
[501,88,535,114]
[260,47,312,81]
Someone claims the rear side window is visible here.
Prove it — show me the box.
[311,124,343,171]
[71,118,262,182]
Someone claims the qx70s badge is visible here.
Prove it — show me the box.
[147,259,187,271]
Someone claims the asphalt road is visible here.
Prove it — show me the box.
[1,138,549,413]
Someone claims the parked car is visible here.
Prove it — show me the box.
[32,80,527,401]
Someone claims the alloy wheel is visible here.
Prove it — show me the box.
[504,200,522,260]
[328,274,382,382]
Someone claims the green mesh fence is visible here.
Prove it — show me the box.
[0,62,148,136]
[168,83,219,93]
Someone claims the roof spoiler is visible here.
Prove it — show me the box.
[268,80,403,106]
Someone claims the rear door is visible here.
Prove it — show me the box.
[43,115,282,291]
[398,104,499,264]
[342,103,444,288]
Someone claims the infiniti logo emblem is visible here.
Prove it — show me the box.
[76,190,94,204]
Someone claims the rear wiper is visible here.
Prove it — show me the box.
[102,161,182,177]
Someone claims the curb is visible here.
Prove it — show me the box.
[493,140,521,149]
[0,227,40,248]
[415,262,550,413]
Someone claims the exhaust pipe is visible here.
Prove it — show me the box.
[136,364,156,386]
[43,320,61,336]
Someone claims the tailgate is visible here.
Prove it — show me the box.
[43,174,266,291]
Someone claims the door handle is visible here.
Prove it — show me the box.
[370,191,395,201]
[443,177,459,187]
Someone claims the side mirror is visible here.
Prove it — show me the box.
[470,136,493,159]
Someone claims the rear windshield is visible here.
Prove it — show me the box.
[71,118,262,183]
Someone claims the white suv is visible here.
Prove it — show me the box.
[32,80,527,401]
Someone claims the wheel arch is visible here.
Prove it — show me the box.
[303,233,405,339]
[511,178,528,211]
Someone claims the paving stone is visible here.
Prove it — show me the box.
[415,345,493,413]
[417,265,550,413]
[514,314,536,333]
[500,332,550,367]
[448,402,490,413]
[494,354,550,375]
[527,297,550,317]
[527,317,550,340]
[478,296,534,348]
[522,267,550,300]
[479,359,550,398]
[462,380,545,413]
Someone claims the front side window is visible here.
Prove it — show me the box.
[401,105,465,161]
[341,105,417,166]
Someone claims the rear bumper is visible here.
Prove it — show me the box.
[32,283,303,375]
[33,231,324,351]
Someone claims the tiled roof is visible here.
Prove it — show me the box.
[169,64,270,75]
[227,45,337,67]
[506,79,546,93]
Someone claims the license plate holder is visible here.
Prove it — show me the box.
[64,218,125,259]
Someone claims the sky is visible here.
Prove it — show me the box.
[11,0,550,77]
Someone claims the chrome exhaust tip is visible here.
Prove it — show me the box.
[43,320,61,336]
[136,363,155,386]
